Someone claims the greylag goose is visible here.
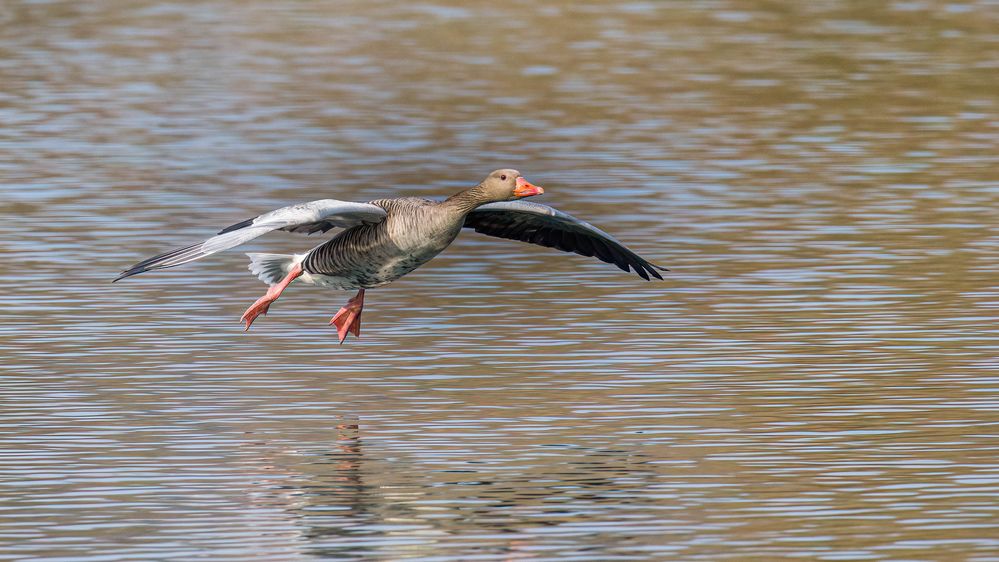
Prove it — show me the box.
[114,169,666,343]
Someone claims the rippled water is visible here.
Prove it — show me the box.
[2,0,999,560]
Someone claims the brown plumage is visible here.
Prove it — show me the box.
[114,169,667,342]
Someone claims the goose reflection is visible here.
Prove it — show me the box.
[249,425,664,559]
[250,420,435,559]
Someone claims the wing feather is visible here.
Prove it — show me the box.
[464,201,666,281]
[114,199,387,281]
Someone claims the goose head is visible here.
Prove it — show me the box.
[478,169,544,202]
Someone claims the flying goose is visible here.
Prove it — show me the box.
[114,169,666,343]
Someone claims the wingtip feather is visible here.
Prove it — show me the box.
[634,264,650,280]
[112,268,143,283]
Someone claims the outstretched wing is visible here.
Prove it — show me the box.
[464,201,667,280]
[113,199,387,282]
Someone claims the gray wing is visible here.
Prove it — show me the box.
[113,199,387,282]
[464,201,667,281]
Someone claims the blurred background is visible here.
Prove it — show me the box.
[1,0,998,560]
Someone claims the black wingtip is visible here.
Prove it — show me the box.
[112,268,144,283]
[636,262,668,281]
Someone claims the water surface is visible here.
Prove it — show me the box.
[2,0,999,560]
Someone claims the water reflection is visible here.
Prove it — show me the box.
[253,420,677,560]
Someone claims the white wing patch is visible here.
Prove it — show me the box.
[114,199,387,281]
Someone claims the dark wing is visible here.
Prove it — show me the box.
[114,199,387,282]
[464,201,667,280]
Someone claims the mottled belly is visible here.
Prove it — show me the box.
[303,250,440,290]
[302,211,461,290]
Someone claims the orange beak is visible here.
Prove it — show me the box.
[513,176,544,198]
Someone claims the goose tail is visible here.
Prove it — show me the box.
[247,253,299,285]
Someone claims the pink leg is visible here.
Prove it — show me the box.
[329,289,365,344]
[240,264,303,331]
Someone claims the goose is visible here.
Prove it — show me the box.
[114,169,667,343]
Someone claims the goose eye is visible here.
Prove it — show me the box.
[500,174,507,180]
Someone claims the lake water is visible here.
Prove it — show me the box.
[2,1,998,560]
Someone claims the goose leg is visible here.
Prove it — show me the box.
[241,264,303,331]
[329,289,365,344]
